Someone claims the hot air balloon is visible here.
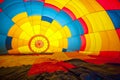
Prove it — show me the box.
[0,1,120,79]
[0,0,120,58]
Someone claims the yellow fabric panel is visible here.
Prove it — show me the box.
[85,11,115,33]
[13,28,23,38]
[33,25,41,35]
[48,31,62,41]
[39,25,47,32]
[18,39,28,47]
[51,47,62,52]
[99,31,109,51]
[53,31,63,40]
[45,29,55,37]
[55,0,70,6]
[59,39,68,48]
[82,16,93,33]
[45,0,64,9]
[23,40,29,46]
[65,3,80,18]
[107,30,120,51]
[84,33,101,55]
[77,0,96,13]
[59,39,64,48]
[63,39,68,48]
[48,46,55,52]
[19,32,31,40]
[18,39,23,47]
[41,21,50,27]
[29,16,41,25]
[12,38,18,48]
[12,12,28,23]
[20,22,34,36]
[63,26,71,37]
[39,30,46,36]
[50,40,59,48]
[85,12,104,32]
[15,17,30,26]
[53,48,62,52]
[65,1,86,18]
[51,20,62,30]
[89,33,96,52]
[32,21,41,26]
[48,23,58,32]
[72,0,89,15]
[59,29,67,38]
[94,33,102,52]
[84,34,91,52]
[18,46,32,54]
[8,24,19,37]
[98,11,115,30]
[86,0,104,11]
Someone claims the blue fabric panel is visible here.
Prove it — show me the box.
[30,2,44,16]
[0,13,14,35]
[3,3,26,18]
[73,20,84,35]
[68,36,81,51]
[107,10,120,29]
[67,20,84,37]
[67,22,80,37]
[24,2,32,16]
[0,0,23,9]
[6,37,12,50]
[42,16,53,23]
[42,7,58,19]
[55,11,72,26]
[0,35,7,53]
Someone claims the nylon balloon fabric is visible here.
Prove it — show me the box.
[0,0,120,55]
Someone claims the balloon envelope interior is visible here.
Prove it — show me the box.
[0,0,120,55]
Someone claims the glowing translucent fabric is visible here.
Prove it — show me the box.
[0,0,120,55]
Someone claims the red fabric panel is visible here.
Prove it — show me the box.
[116,29,120,39]
[28,61,76,76]
[78,18,88,34]
[97,0,120,10]
[44,3,60,12]
[62,7,76,20]
[85,51,120,64]
[80,35,86,51]
[0,0,4,3]
[0,8,2,12]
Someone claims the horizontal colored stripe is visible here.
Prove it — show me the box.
[42,16,53,23]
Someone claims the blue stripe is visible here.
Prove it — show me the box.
[0,0,23,9]
[6,37,12,50]
[3,3,26,18]
[55,11,72,26]
[42,7,58,19]
[0,13,14,35]
[107,10,120,29]
[24,1,44,16]
[42,16,53,23]
[68,36,81,51]
[0,35,7,54]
